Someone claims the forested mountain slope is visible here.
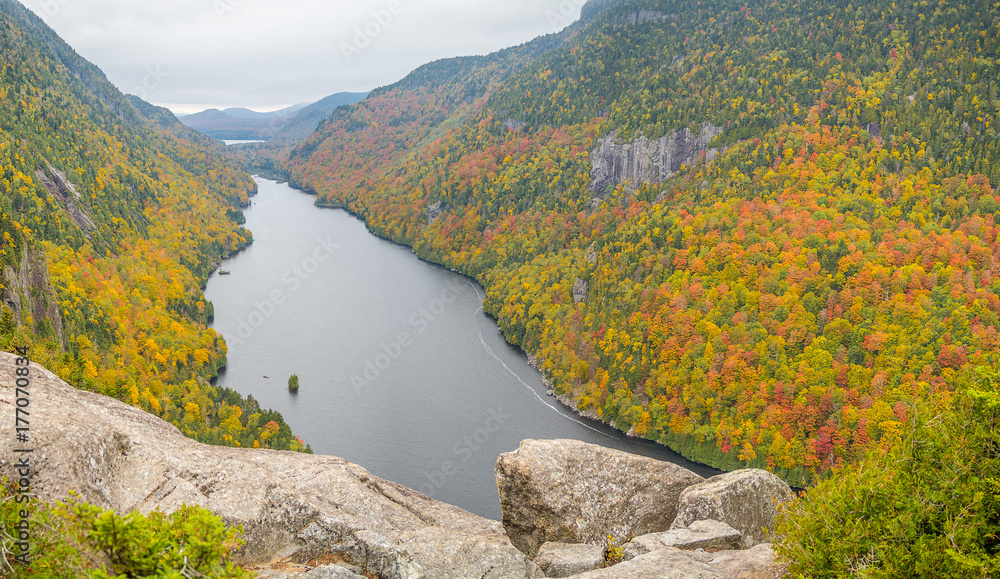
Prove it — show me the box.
[0,0,305,452]
[286,0,1000,484]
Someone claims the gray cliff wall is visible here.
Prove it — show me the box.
[589,123,723,194]
[1,246,64,344]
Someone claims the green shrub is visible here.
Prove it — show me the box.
[1,482,250,578]
[775,367,1000,577]
[603,534,625,567]
[0,481,90,578]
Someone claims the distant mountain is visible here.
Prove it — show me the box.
[178,92,369,141]
[269,92,376,142]
[219,103,308,119]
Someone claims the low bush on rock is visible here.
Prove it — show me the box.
[1,483,250,579]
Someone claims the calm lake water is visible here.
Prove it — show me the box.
[204,178,718,520]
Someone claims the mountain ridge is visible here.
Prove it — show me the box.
[178,91,369,141]
[0,0,307,454]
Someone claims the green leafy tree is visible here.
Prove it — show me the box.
[0,305,15,336]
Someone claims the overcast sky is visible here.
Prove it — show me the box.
[21,0,586,115]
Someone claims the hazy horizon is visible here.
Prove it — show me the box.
[18,0,588,116]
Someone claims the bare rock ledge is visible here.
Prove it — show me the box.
[534,542,605,577]
[623,519,743,560]
[564,545,780,579]
[0,353,540,579]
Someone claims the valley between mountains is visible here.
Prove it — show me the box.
[3,0,1000,576]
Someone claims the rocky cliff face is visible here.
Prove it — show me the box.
[589,123,723,194]
[0,352,539,579]
[34,162,97,237]
[0,246,64,343]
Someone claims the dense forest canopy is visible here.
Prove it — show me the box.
[286,0,1000,485]
[0,0,305,452]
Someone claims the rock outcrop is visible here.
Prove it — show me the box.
[0,353,540,579]
[261,565,367,579]
[670,470,795,548]
[615,10,676,25]
[623,520,742,560]
[589,123,723,194]
[703,544,785,579]
[495,439,704,557]
[1,245,64,343]
[0,354,794,578]
[35,161,97,236]
[558,545,779,579]
[533,542,605,577]
[426,201,447,225]
[572,278,589,304]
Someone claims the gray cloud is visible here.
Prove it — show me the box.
[21,0,585,114]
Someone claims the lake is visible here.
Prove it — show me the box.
[221,139,266,146]
[203,178,718,520]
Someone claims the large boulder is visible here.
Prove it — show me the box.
[534,542,605,577]
[556,545,780,579]
[0,353,540,579]
[670,469,795,548]
[495,439,704,557]
[623,520,742,560]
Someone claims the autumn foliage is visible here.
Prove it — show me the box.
[286,0,1000,483]
[0,1,305,452]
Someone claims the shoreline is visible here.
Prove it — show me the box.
[524,353,711,462]
[525,353,603,423]
[246,176,725,479]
